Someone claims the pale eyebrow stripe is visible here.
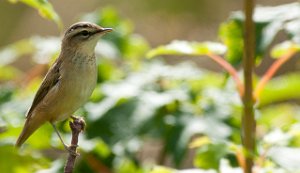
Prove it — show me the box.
[68,24,91,33]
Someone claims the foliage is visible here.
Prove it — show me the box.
[8,0,62,29]
[220,2,300,66]
[1,2,300,173]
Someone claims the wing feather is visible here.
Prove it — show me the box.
[26,58,62,119]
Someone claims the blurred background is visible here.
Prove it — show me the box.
[0,0,295,46]
[0,0,296,74]
[1,0,300,173]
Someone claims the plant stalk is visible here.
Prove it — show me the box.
[242,0,256,172]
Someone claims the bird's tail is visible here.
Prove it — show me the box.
[15,116,46,147]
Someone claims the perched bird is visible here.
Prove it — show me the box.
[16,22,112,149]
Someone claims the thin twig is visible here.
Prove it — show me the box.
[207,53,244,96]
[254,49,297,99]
[64,116,85,173]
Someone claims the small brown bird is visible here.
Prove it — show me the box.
[16,22,112,148]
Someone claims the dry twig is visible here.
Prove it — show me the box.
[64,116,85,173]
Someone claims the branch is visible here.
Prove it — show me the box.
[64,116,85,173]
[254,49,297,100]
[207,53,244,95]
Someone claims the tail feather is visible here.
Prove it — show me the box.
[15,116,46,147]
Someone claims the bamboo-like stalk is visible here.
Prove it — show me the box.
[242,0,256,172]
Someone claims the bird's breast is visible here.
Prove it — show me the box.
[54,55,97,120]
[62,55,97,98]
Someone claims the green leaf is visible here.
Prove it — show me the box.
[219,19,243,66]
[0,66,20,81]
[194,143,228,169]
[259,104,300,129]
[271,41,300,58]
[8,0,62,29]
[149,166,174,173]
[219,2,300,66]
[113,157,144,173]
[259,73,300,106]
[0,85,14,104]
[0,144,51,173]
[147,40,226,58]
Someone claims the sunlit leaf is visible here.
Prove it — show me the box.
[219,19,243,66]
[194,143,228,169]
[268,147,300,172]
[113,157,143,173]
[8,0,63,29]
[271,41,300,58]
[263,129,292,146]
[285,18,300,43]
[189,136,211,149]
[124,34,150,61]
[0,66,21,81]
[149,167,174,173]
[258,104,300,129]
[93,139,112,157]
[219,2,300,66]
[259,73,300,106]
[177,169,217,173]
[147,41,226,58]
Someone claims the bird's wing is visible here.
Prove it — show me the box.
[26,59,62,119]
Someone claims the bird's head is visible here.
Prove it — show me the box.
[62,22,112,53]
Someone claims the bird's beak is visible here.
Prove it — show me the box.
[96,28,113,34]
[102,28,113,33]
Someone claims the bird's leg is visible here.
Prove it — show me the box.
[51,122,79,156]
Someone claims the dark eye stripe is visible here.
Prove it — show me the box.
[72,30,91,38]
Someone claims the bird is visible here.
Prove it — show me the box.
[15,22,112,150]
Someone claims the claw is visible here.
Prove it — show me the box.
[51,122,80,156]
[65,144,80,156]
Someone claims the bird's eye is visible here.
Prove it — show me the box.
[81,30,90,37]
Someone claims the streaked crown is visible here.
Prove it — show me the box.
[64,22,112,41]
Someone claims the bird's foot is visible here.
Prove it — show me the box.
[63,144,80,156]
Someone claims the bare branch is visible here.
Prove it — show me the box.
[64,116,85,173]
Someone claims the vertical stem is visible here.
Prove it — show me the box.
[242,0,256,173]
